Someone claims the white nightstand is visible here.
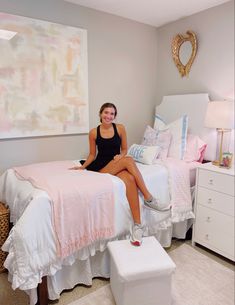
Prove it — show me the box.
[192,162,234,261]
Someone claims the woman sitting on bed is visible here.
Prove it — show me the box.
[71,102,170,246]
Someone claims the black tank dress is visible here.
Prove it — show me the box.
[86,123,121,172]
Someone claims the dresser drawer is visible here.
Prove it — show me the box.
[197,187,234,216]
[194,205,234,258]
[195,205,234,237]
[198,169,234,196]
[194,226,234,260]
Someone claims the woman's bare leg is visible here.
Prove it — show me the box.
[116,170,141,224]
[100,156,151,200]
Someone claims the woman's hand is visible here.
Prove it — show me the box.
[113,154,124,162]
[69,165,85,170]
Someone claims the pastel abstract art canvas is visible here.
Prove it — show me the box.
[0,12,88,138]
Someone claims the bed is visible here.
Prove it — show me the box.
[0,93,216,305]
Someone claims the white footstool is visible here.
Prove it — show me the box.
[108,236,176,305]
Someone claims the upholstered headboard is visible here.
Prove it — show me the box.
[155,93,217,161]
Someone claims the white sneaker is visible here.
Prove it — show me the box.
[144,197,171,212]
[130,223,144,246]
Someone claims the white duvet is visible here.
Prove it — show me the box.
[0,160,194,298]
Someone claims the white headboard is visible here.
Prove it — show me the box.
[156,93,217,161]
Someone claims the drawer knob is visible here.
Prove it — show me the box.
[208,179,214,185]
[206,217,211,222]
[205,234,209,240]
[208,198,212,204]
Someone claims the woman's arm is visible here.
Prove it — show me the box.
[119,124,128,155]
[113,124,128,162]
[70,129,96,170]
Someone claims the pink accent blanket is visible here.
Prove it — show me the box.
[163,158,194,222]
[13,160,115,258]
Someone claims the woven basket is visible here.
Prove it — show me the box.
[0,202,9,273]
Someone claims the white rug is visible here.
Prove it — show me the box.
[68,244,234,305]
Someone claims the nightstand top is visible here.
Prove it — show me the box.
[198,162,234,176]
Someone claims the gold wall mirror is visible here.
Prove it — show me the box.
[171,31,197,77]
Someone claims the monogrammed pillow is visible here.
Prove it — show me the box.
[128,144,161,165]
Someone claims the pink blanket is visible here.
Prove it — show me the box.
[163,158,194,222]
[13,160,115,258]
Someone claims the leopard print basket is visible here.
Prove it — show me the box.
[0,202,9,273]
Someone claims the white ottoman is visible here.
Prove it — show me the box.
[108,236,176,305]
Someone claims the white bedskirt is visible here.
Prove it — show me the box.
[24,220,191,305]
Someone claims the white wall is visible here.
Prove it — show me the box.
[155,1,234,103]
[0,0,158,173]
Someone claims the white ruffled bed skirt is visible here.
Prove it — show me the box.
[22,220,192,305]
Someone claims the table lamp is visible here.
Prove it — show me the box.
[205,100,234,166]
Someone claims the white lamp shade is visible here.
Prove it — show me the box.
[205,101,234,129]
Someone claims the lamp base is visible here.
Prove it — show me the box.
[212,160,220,166]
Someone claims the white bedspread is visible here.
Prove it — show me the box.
[0,160,194,298]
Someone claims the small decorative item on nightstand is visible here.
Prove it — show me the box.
[220,152,233,168]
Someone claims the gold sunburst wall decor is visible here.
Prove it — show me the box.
[171,30,197,77]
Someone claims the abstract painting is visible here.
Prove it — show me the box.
[0,12,88,139]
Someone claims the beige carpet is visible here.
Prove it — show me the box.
[67,244,235,305]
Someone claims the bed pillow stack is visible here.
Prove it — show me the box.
[131,113,207,164]
[153,114,188,160]
[152,113,207,162]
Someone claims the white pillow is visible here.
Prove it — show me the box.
[128,144,161,165]
[153,114,167,129]
[154,115,188,160]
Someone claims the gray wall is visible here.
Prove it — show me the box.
[0,0,158,173]
[155,1,234,155]
[0,0,234,172]
[156,1,234,103]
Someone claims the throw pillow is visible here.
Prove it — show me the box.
[141,125,172,159]
[128,144,161,165]
[154,114,188,160]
